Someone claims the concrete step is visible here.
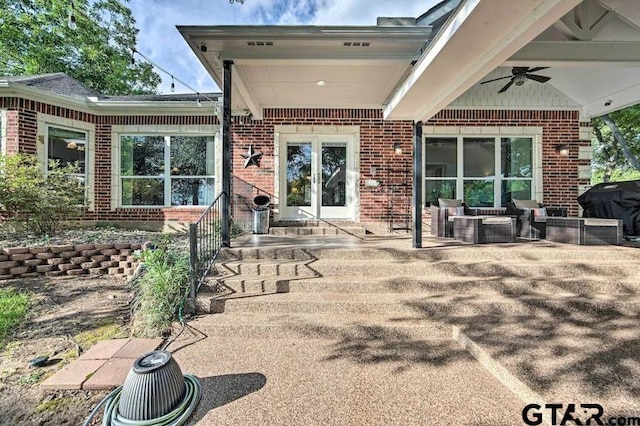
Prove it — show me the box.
[218,259,319,277]
[211,274,640,295]
[197,291,640,317]
[269,226,366,236]
[217,258,640,279]
[219,245,638,262]
[271,220,362,227]
[189,312,447,340]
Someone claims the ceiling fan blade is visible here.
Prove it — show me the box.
[480,75,513,84]
[498,80,514,93]
[526,74,551,83]
[525,67,549,74]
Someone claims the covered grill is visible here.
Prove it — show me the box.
[578,180,640,237]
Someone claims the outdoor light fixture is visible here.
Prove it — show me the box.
[556,144,570,157]
[200,44,207,53]
[170,76,175,92]
[196,94,202,107]
[316,80,327,86]
[394,143,403,155]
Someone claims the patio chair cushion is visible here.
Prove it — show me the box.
[583,218,620,227]
[513,199,541,209]
[438,198,462,207]
[446,206,466,221]
[481,216,512,225]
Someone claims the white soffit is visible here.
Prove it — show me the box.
[383,0,583,121]
[178,26,431,119]
[502,1,640,118]
[599,0,640,29]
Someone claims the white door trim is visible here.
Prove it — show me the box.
[274,125,360,221]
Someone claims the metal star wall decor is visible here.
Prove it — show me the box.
[241,144,263,168]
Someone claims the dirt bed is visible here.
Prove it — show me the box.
[0,274,132,425]
[0,228,189,425]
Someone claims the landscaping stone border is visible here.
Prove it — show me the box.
[0,243,142,280]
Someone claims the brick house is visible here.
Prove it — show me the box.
[2,0,640,241]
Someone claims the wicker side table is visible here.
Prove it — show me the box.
[545,217,622,245]
[453,216,515,244]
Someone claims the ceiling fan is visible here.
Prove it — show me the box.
[480,67,551,93]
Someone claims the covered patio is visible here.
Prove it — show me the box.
[180,0,640,248]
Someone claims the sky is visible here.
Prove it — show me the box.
[127,0,438,94]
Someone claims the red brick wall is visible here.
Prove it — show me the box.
[2,96,587,224]
[0,96,214,223]
[5,110,20,154]
[232,108,414,223]
[425,109,587,216]
[0,97,96,155]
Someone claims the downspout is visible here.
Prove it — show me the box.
[412,121,423,248]
[222,60,233,247]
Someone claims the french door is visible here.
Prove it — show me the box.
[280,134,356,220]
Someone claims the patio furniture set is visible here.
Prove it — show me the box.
[430,199,623,245]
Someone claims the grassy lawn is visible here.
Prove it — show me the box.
[0,288,30,349]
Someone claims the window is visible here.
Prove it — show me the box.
[424,136,534,208]
[120,135,215,207]
[46,126,87,184]
[0,110,6,154]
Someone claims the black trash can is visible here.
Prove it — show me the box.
[252,195,270,234]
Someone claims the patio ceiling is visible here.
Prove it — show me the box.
[178,25,432,119]
[385,0,640,121]
[179,0,640,122]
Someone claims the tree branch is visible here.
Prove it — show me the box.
[601,114,640,171]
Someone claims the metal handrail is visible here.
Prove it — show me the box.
[188,191,227,312]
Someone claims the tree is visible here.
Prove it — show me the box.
[592,105,640,183]
[0,0,160,95]
[0,153,85,235]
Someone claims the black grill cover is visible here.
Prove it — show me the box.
[578,179,640,236]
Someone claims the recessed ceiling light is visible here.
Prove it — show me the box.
[316,80,326,86]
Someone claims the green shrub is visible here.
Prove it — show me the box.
[0,289,30,350]
[131,248,190,337]
[0,154,85,235]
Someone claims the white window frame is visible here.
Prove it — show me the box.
[423,127,543,208]
[36,114,95,210]
[117,134,216,208]
[45,124,88,183]
[0,110,6,155]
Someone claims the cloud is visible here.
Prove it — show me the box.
[128,0,442,93]
[311,0,438,25]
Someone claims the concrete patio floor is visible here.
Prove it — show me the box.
[47,233,640,425]
[167,233,640,425]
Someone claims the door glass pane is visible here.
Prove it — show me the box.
[425,180,456,207]
[464,179,494,207]
[322,143,347,207]
[463,138,495,177]
[425,137,457,177]
[501,138,532,178]
[502,180,532,207]
[286,143,312,207]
